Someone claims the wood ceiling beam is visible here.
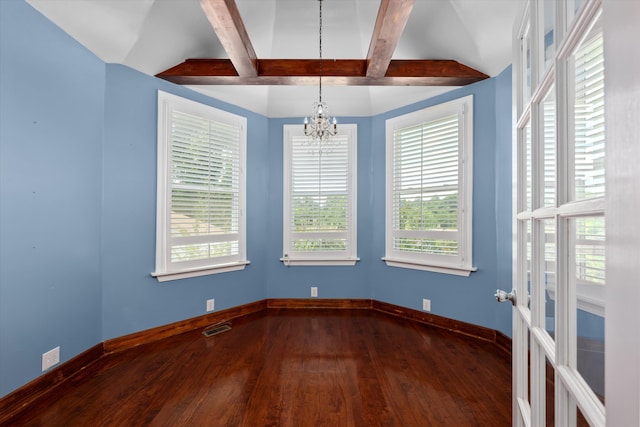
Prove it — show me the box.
[182,0,488,88]
[366,0,416,78]
[200,0,258,77]
[156,59,489,86]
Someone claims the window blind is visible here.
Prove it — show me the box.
[391,114,460,256]
[169,111,241,264]
[288,135,351,253]
[525,122,532,211]
[573,31,605,287]
[543,92,556,207]
[574,32,605,200]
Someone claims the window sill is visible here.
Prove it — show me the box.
[280,257,360,267]
[382,257,476,277]
[152,260,250,282]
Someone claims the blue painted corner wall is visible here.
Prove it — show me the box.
[265,117,374,299]
[368,72,513,335]
[1,0,104,396]
[0,0,513,398]
[101,64,269,341]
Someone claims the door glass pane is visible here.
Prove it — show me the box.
[525,122,532,211]
[518,324,532,425]
[567,0,586,29]
[527,220,532,298]
[577,405,591,426]
[577,307,605,402]
[543,0,555,71]
[572,216,605,402]
[543,90,556,207]
[573,24,604,201]
[543,219,556,338]
[526,330,532,407]
[522,23,532,106]
[545,356,554,426]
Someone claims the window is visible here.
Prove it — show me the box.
[384,96,474,276]
[282,124,358,266]
[153,91,248,282]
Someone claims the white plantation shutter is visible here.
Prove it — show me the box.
[392,116,459,254]
[572,31,605,288]
[385,96,473,275]
[154,91,247,281]
[573,33,605,201]
[283,124,357,265]
[170,112,240,261]
[543,91,556,207]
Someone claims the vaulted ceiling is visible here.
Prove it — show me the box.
[27,0,522,117]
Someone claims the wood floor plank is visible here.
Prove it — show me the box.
[5,309,511,426]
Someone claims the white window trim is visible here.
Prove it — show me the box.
[381,257,476,276]
[384,95,474,276]
[151,261,251,282]
[152,91,248,281]
[282,124,358,266]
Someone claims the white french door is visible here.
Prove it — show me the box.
[512,1,607,425]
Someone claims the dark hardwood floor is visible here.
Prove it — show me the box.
[8,309,512,426]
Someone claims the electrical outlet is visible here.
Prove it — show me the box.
[42,346,60,371]
[311,287,318,297]
[206,298,215,312]
[422,298,431,312]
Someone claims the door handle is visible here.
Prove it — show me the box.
[495,289,517,306]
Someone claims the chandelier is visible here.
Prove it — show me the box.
[304,0,337,141]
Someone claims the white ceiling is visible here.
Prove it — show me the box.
[27,0,522,117]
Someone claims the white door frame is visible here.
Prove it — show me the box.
[603,1,640,425]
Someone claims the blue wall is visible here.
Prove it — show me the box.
[367,75,513,333]
[0,0,514,398]
[0,0,104,396]
[265,117,373,299]
[265,77,514,330]
[101,65,269,340]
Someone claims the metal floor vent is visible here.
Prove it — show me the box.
[202,321,232,337]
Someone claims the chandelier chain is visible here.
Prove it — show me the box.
[303,0,337,142]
